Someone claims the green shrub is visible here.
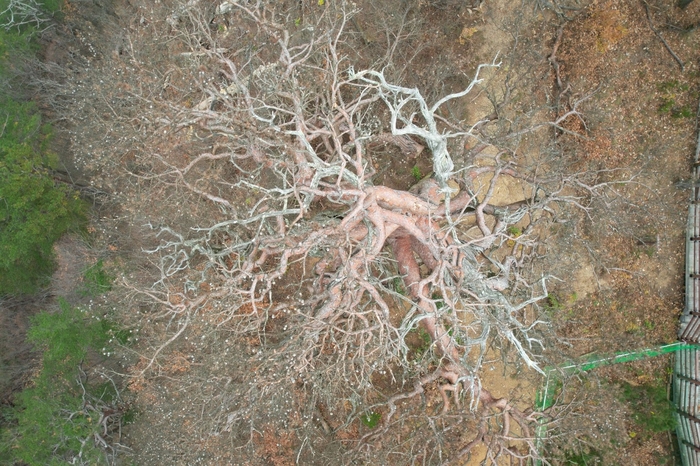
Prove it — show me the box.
[0,89,85,297]
[0,0,84,296]
[656,80,695,119]
[619,381,676,434]
[0,300,123,465]
[0,126,87,294]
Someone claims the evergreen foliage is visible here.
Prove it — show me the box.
[0,300,118,465]
[0,0,84,295]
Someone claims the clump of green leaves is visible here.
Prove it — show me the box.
[411,165,422,182]
[432,292,445,311]
[360,411,381,428]
[658,98,693,118]
[619,381,676,435]
[656,80,695,119]
[657,80,688,93]
[544,293,562,313]
[507,225,522,237]
[0,300,126,465]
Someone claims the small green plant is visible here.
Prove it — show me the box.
[657,98,675,114]
[545,293,562,313]
[121,406,138,425]
[408,326,432,359]
[431,292,445,311]
[360,411,381,428]
[658,99,694,118]
[411,165,422,182]
[671,106,694,119]
[657,80,688,93]
[446,325,466,346]
[507,225,522,237]
[619,381,676,435]
[80,259,113,297]
[656,80,695,119]
[105,323,133,346]
[392,276,406,296]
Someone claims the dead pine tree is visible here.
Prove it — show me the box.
[114,1,631,463]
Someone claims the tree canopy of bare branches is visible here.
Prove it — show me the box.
[69,0,625,462]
